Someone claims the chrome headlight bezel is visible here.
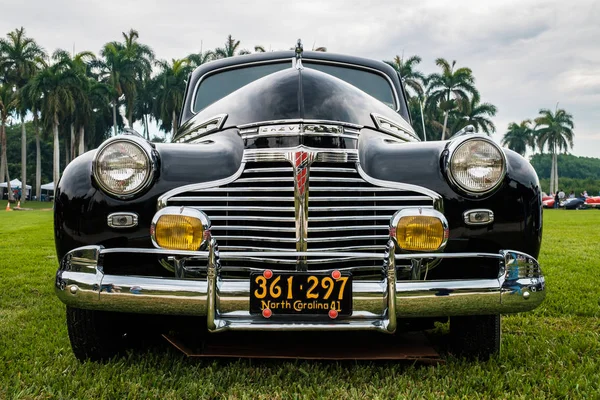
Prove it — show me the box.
[445,136,507,197]
[92,136,157,199]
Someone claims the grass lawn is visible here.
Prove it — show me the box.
[0,209,599,399]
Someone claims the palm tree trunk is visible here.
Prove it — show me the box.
[78,126,85,156]
[172,110,177,138]
[143,114,149,140]
[64,135,70,166]
[3,156,13,202]
[53,115,60,192]
[21,117,27,202]
[36,129,41,201]
[441,111,449,140]
[70,124,76,161]
[554,153,559,193]
[0,122,14,201]
[112,99,118,136]
[550,150,556,193]
[1,123,7,200]
[128,107,134,129]
[0,123,5,188]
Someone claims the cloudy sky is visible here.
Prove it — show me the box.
[2,0,599,157]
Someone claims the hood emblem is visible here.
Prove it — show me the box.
[294,151,310,196]
[294,39,304,70]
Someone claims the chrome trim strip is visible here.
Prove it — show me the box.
[237,119,363,130]
[240,123,360,141]
[212,225,296,233]
[305,235,388,243]
[183,206,294,212]
[355,163,444,212]
[310,196,432,202]
[174,114,227,143]
[371,113,419,142]
[307,225,388,233]
[157,162,246,210]
[209,215,295,222]
[309,215,393,222]
[173,196,293,202]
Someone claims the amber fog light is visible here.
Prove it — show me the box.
[391,209,449,252]
[151,207,210,251]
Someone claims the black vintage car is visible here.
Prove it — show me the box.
[54,43,545,361]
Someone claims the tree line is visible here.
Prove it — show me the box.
[0,27,577,202]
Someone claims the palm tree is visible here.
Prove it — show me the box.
[214,35,250,58]
[0,83,17,201]
[187,50,214,68]
[120,29,154,128]
[450,97,497,135]
[96,41,125,136]
[153,58,192,139]
[23,61,83,191]
[385,55,425,98]
[535,107,575,194]
[0,27,46,202]
[427,58,479,140]
[133,77,157,140]
[501,120,533,156]
[53,49,96,160]
[97,30,154,134]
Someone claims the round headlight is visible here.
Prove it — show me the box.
[448,138,505,195]
[94,139,153,197]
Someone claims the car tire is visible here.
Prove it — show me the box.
[66,307,142,361]
[449,314,500,360]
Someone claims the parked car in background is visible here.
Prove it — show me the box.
[54,44,545,361]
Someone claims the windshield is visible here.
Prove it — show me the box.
[193,61,397,113]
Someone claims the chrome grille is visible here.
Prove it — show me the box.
[164,160,434,276]
[166,162,296,255]
[306,163,433,272]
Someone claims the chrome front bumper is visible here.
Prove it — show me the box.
[55,242,545,334]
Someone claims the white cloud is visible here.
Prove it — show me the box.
[1,0,599,156]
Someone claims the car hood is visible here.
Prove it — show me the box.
[176,67,410,141]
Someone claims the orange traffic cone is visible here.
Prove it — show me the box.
[17,200,20,208]
[6,202,11,211]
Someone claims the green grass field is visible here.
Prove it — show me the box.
[0,209,599,399]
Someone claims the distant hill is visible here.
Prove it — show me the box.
[529,154,600,180]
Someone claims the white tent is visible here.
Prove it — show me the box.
[40,182,55,191]
[0,179,32,200]
[0,179,32,189]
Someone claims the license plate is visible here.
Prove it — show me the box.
[249,271,352,316]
